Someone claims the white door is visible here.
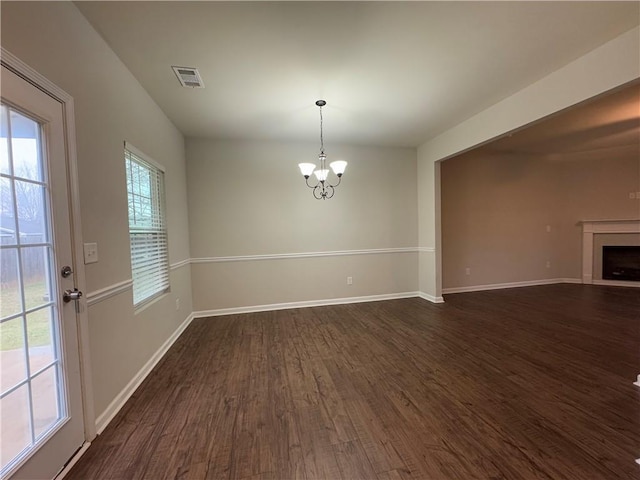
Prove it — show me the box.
[1,65,85,479]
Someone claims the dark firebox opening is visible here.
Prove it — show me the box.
[602,246,640,281]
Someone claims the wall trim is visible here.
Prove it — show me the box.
[592,279,640,288]
[193,292,426,318]
[442,278,583,294]
[191,247,419,264]
[417,247,436,253]
[86,279,133,307]
[560,278,583,285]
[94,312,195,435]
[86,260,191,306]
[417,291,445,303]
[169,258,190,270]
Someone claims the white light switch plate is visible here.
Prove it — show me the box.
[84,242,98,264]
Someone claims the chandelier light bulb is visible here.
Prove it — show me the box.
[314,169,329,182]
[298,162,316,178]
[330,160,347,176]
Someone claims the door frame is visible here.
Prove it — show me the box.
[1,48,97,453]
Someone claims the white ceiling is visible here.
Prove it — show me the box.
[76,1,640,148]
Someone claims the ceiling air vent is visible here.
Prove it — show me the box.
[172,66,204,88]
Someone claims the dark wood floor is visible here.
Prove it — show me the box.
[67,284,640,480]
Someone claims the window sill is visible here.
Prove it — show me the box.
[133,289,170,315]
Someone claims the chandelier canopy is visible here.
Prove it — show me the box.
[298,100,347,200]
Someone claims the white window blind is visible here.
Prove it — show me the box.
[125,145,169,307]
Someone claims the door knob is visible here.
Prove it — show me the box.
[63,288,83,303]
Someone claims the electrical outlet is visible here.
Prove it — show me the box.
[175,298,180,310]
[465,267,471,275]
[546,225,551,233]
[546,261,551,269]
[347,276,353,285]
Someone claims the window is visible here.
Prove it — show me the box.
[125,143,169,307]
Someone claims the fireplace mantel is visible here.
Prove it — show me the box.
[580,219,640,284]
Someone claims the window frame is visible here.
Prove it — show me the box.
[124,142,170,309]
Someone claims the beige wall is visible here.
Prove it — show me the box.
[186,139,418,311]
[1,2,193,420]
[441,151,558,288]
[441,150,640,289]
[556,154,640,279]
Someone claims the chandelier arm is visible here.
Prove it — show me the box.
[325,184,335,199]
[305,176,317,189]
[327,175,342,188]
[313,184,324,200]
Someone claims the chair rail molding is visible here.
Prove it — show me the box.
[191,247,419,264]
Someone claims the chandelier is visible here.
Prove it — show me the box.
[298,100,347,200]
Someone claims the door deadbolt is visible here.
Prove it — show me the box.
[61,265,73,278]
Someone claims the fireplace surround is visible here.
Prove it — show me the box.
[581,220,640,286]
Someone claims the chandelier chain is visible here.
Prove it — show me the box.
[319,104,324,155]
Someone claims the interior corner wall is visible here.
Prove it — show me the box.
[185,138,418,312]
[556,154,640,280]
[1,2,193,421]
[416,26,640,299]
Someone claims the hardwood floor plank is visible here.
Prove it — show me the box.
[66,285,640,480]
[333,439,380,480]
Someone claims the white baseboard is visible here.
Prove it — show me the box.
[94,313,195,434]
[417,291,445,303]
[559,278,583,284]
[593,279,640,288]
[634,375,640,388]
[442,278,583,294]
[193,291,427,318]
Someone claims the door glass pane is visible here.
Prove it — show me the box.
[0,248,21,318]
[27,307,55,373]
[21,246,52,311]
[10,110,42,182]
[0,316,27,392]
[0,104,65,476]
[0,105,9,175]
[0,385,31,469]
[0,177,17,245]
[15,180,47,245]
[31,367,60,439]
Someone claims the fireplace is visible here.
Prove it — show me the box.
[580,220,640,285]
[602,246,640,281]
